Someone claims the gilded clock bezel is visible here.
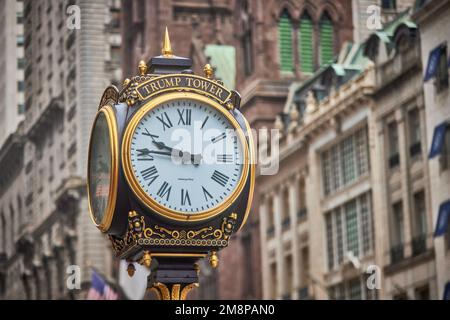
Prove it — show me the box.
[121,91,250,222]
[87,105,119,232]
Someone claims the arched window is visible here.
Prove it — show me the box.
[241,0,253,76]
[278,11,294,72]
[298,13,314,73]
[319,13,334,65]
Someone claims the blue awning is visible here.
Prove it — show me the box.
[434,199,450,237]
[444,281,450,300]
[424,45,443,81]
[429,122,449,158]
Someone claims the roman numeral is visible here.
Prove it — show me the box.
[181,189,191,206]
[157,181,171,201]
[211,170,229,187]
[140,166,159,185]
[136,148,154,161]
[177,109,192,126]
[202,186,213,201]
[156,112,173,131]
[201,116,209,129]
[211,132,226,143]
[216,154,232,163]
[142,128,159,139]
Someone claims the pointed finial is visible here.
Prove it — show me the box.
[203,63,213,79]
[138,60,148,75]
[162,27,173,57]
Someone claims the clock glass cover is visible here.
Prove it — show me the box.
[87,107,117,228]
[124,94,248,220]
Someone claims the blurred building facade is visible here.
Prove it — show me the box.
[1,0,447,301]
[413,0,450,299]
[0,0,123,299]
[121,0,354,299]
[0,0,25,146]
[259,2,450,299]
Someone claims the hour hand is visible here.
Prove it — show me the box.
[148,150,172,156]
[152,140,166,150]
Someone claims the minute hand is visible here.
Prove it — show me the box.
[151,140,202,165]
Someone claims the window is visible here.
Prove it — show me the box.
[299,13,314,73]
[59,142,65,168]
[442,127,450,170]
[345,201,359,256]
[329,277,372,300]
[325,193,373,270]
[282,187,290,229]
[270,263,277,299]
[360,194,372,254]
[267,197,275,236]
[388,121,400,168]
[17,81,24,92]
[278,11,293,72]
[284,255,293,299]
[391,202,404,263]
[17,58,26,69]
[49,156,54,181]
[381,0,396,9]
[321,127,369,195]
[110,46,121,66]
[408,109,422,157]
[436,44,449,92]
[16,11,24,24]
[16,35,24,46]
[319,13,334,65]
[110,9,121,29]
[325,214,334,270]
[348,278,362,300]
[241,1,253,76]
[342,136,356,185]
[413,191,427,236]
[298,178,307,219]
[412,191,427,256]
[299,247,309,289]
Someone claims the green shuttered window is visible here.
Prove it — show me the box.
[299,15,314,73]
[278,12,293,72]
[320,15,334,65]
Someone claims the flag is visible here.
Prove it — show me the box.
[424,45,443,81]
[86,270,119,300]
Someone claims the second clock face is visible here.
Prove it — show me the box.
[128,97,247,216]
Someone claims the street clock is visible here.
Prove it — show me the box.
[87,28,255,299]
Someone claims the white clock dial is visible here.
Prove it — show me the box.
[129,98,246,215]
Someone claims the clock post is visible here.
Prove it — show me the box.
[87,28,255,300]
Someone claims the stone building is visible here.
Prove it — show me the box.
[258,42,375,299]
[121,0,354,299]
[0,0,25,145]
[367,11,436,299]
[413,0,450,299]
[0,0,123,299]
[258,6,443,299]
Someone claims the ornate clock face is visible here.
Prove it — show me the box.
[124,94,249,220]
[87,107,118,230]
